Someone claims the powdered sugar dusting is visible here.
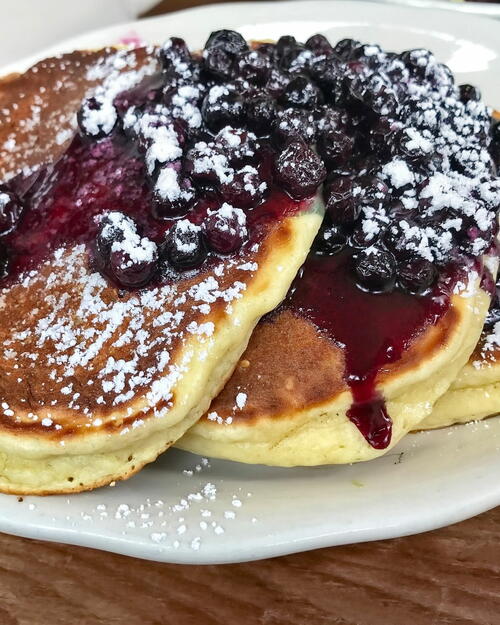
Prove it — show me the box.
[17,453,258,554]
[0,47,157,181]
[0,239,261,429]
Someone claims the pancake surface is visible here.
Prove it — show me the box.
[178,37,500,466]
[179,260,490,465]
[0,37,326,494]
[420,287,500,429]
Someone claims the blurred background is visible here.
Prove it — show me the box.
[0,0,498,66]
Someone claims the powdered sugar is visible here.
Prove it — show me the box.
[0,234,259,426]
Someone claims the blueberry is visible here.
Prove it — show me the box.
[461,221,495,256]
[350,44,383,67]
[279,45,313,74]
[313,223,346,255]
[214,127,257,165]
[310,58,344,103]
[459,84,481,104]
[152,164,196,219]
[109,242,159,289]
[0,188,23,236]
[369,116,401,156]
[305,34,334,57]
[205,29,248,56]
[316,106,349,132]
[257,42,278,62]
[245,95,278,134]
[384,57,407,84]
[77,96,118,139]
[185,142,229,184]
[201,91,244,131]
[276,35,298,59]
[492,121,500,165]
[387,199,416,221]
[383,219,421,256]
[344,59,368,81]
[399,49,434,78]
[398,257,436,294]
[93,212,135,272]
[159,37,191,73]
[491,120,500,145]
[354,247,396,292]
[427,62,455,89]
[369,86,399,116]
[325,176,359,225]
[232,50,271,84]
[274,138,326,200]
[280,75,323,109]
[203,205,248,254]
[355,154,381,177]
[317,129,354,168]
[265,67,291,97]
[401,96,441,132]
[203,47,234,80]
[162,220,207,270]
[394,127,432,163]
[333,38,361,60]
[94,213,159,288]
[162,83,200,109]
[353,176,389,208]
[273,108,316,146]
[220,166,266,208]
[350,223,379,249]
[348,73,370,105]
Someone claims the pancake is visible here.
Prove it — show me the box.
[419,290,500,429]
[178,262,490,465]
[0,35,327,494]
[178,38,500,466]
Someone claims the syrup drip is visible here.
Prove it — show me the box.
[285,250,456,449]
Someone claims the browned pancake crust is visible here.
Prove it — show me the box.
[0,47,302,444]
[204,298,460,424]
[0,47,157,178]
[0,220,295,440]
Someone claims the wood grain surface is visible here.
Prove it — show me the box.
[0,507,498,625]
[0,2,498,623]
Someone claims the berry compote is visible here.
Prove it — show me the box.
[1,32,499,451]
[0,31,331,291]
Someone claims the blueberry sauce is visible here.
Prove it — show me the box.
[1,132,307,287]
[283,250,462,448]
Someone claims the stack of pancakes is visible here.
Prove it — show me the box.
[0,34,499,494]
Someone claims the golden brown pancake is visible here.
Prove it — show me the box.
[178,267,490,465]
[0,44,324,494]
[419,310,500,429]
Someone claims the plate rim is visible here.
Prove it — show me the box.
[1,0,500,76]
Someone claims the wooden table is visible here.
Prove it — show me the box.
[1,2,498,623]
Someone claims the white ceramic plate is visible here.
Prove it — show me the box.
[1,1,499,564]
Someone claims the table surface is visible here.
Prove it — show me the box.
[1,2,498,623]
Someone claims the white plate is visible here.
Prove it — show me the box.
[1,1,500,564]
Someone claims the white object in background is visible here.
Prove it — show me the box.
[0,0,156,66]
